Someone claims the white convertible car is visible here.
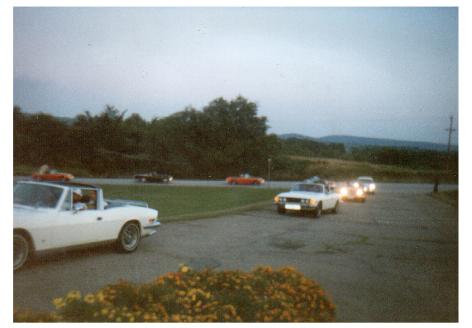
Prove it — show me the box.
[13,181,160,270]
[274,183,340,217]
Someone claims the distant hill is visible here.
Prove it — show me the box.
[279,134,457,152]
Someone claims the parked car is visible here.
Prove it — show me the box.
[226,173,265,185]
[355,176,376,194]
[32,165,74,182]
[134,172,173,183]
[337,181,366,202]
[274,183,339,217]
[13,181,160,270]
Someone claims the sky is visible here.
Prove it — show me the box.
[13,7,458,144]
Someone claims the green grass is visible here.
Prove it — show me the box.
[277,156,457,183]
[431,190,458,207]
[101,184,285,222]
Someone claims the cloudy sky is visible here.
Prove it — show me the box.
[13,7,458,144]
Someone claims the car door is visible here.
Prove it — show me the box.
[46,190,113,249]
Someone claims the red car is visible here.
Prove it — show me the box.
[226,173,265,185]
[32,166,74,182]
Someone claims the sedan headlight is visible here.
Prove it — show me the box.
[369,183,376,191]
[340,187,348,196]
[356,189,364,197]
[353,182,360,188]
[274,196,286,204]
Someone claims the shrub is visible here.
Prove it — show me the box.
[14,266,335,322]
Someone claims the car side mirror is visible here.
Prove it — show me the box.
[73,203,87,213]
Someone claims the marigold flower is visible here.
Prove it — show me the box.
[52,297,65,309]
[84,293,95,304]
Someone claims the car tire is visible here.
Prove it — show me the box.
[277,206,286,214]
[117,222,141,253]
[14,233,30,271]
[313,203,322,218]
[332,201,339,214]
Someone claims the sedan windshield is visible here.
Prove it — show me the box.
[14,183,64,208]
[291,184,323,193]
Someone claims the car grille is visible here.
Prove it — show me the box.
[286,198,301,203]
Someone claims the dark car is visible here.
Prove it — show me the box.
[134,172,173,183]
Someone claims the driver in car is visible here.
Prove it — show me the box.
[72,188,88,210]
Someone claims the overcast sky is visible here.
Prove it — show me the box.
[13,7,458,144]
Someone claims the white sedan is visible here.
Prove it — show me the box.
[13,181,160,270]
[274,183,340,217]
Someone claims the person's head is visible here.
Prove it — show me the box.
[72,188,82,202]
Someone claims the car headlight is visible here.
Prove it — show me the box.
[309,198,317,206]
[340,187,348,196]
[353,182,360,188]
[356,189,364,197]
[369,183,376,190]
[275,196,286,204]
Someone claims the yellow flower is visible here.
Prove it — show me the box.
[84,293,95,304]
[180,265,190,273]
[65,290,82,302]
[52,297,65,309]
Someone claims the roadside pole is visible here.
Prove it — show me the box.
[268,158,271,188]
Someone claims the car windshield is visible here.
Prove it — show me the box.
[291,184,324,193]
[359,178,373,183]
[14,183,64,208]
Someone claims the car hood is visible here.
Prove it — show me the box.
[277,191,324,198]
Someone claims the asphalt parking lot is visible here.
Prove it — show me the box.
[14,190,458,322]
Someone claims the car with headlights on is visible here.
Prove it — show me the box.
[337,181,366,202]
[274,183,339,218]
[355,176,376,194]
[13,181,160,270]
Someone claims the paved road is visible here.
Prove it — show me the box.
[15,176,458,194]
[14,192,458,322]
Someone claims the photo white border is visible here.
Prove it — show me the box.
[2,0,468,326]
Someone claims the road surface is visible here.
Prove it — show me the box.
[14,190,458,322]
[14,176,458,194]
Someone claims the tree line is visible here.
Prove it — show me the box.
[13,95,457,179]
[14,97,281,178]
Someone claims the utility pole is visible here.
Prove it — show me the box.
[445,115,456,172]
[268,158,271,187]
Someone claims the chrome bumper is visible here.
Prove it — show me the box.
[143,221,161,237]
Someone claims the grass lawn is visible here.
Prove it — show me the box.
[431,189,458,207]
[283,156,457,183]
[101,184,286,222]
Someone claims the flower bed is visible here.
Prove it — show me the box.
[14,266,335,322]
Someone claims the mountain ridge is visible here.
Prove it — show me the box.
[279,133,457,152]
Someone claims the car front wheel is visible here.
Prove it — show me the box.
[332,201,339,214]
[313,203,322,218]
[117,222,141,252]
[14,233,30,270]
